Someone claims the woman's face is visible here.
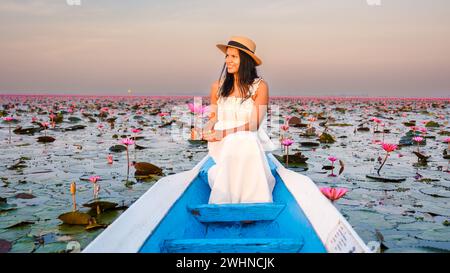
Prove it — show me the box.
[225,47,240,75]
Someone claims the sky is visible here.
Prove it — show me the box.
[0,0,449,97]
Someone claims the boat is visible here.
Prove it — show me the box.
[83,153,375,253]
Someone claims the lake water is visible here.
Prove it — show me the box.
[0,95,449,253]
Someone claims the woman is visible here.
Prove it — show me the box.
[198,36,276,204]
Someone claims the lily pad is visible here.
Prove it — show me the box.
[329,123,353,127]
[0,239,12,253]
[188,139,207,146]
[63,125,86,131]
[85,218,107,231]
[83,200,118,213]
[6,220,35,229]
[425,121,440,128]
[109,145,127,153]
[13,126,42,135]
[58,211,92,225]
[133,162,163,176]
[300,141,320,147]
[67,117,82,123]
[14,193,36,199]
[419,187,450,198]
[319,132,336,144]
[37,136,56,143]
[412,151,430,161]
[416,228,450,242]
[134,144,148,150]
[366,174,406,183]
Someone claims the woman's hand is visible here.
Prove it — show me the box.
[202,129,223,142]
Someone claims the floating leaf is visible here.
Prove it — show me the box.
[6,221,35,229]
[85,218,107,231]
[338,160,345,175]
[83,201,118,213]
[0,239,12,253]
[366,174,406,183]
[14,193,36,199]
[58,211,92,225]
[133,162,163,176]
[109,145,127,153]
[37,136,55,143]
[319,132,336,143]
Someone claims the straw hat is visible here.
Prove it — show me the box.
[216,36,262,66]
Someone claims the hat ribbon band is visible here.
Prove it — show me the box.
[227,41,254,53]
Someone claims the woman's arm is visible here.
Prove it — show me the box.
[210,80,270,141]
[202,81,219,131]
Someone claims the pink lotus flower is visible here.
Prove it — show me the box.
[280,124,289,131]
[121,138,135,146]
[418,127,427,134]
[378,143,397,176]
[131,129,141,134]
[328,156,337,163]
[2,117,14,122]
[89,175,100,184]
[32,116,37,122]
[371,117,381,124]
[188,103,207,114]
[320,187,348,202]
[412,136,423,143]
[281,139,294,147]
[444,137,450,143]
[158,112,170,117]
[41,122,50,128]
[308,117,317,122]
[402,113,407,117]
[381,143,397,153]
[328,156,338,177]
[121,138,134,180]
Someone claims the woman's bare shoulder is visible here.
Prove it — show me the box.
[258,79,268,90]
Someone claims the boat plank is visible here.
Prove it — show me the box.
[163,238,303,253]
[187,203,285,223]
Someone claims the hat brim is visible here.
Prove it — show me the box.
[216,44,262,66]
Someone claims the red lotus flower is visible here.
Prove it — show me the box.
[280,124,289,131]
[381,143,397,153]
[320,187,348,202]
[89,175,100,183]
[107,154,113,164]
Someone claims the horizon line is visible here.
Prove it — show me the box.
[0,93,449,101]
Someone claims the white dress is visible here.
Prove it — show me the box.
[207,77,277,204]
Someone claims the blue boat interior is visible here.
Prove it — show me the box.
[139,154,327,253]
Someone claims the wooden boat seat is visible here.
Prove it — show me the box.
[163,238,304,253]
[187,203,285,223]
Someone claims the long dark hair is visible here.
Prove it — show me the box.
[217,49,259,103]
